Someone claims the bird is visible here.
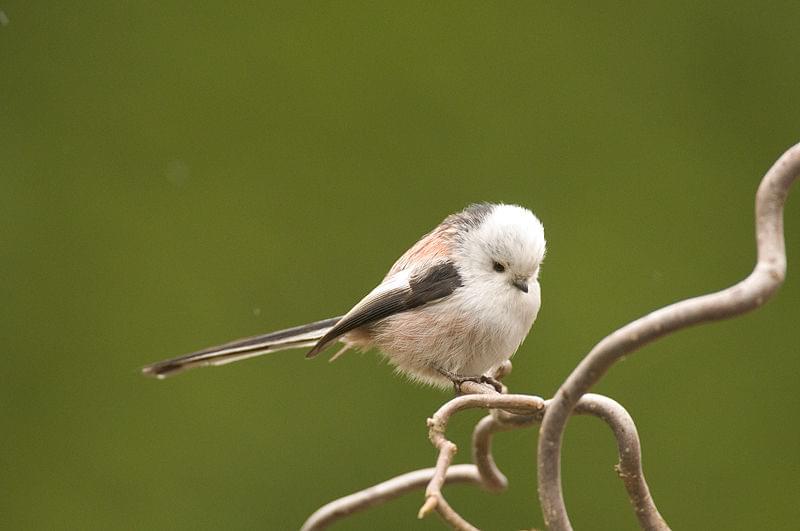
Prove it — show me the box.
[142,203,546,391]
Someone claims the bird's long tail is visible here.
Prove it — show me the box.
[141,316,343,379]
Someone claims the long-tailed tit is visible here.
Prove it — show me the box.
[142,203,546,390]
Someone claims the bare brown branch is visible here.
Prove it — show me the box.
[537,142,800,530]
[573,394,669,530]
[300,464,481,531]
[418,392,667,530]
[419,394,546,528]
[471,414,536,492]
[303,369,668,529]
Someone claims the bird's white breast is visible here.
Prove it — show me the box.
[364,278,541,388]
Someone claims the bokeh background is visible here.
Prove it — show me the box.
[2,2,799,530]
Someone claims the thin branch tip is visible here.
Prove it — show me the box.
[418,496,437,518]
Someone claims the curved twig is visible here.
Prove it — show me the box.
[538,142,800,530]
[300,363,517,530]
[419,394,546,528]
[302,356,669,530]
[418,392,667,529]
[472,414,537,493]
[574,394,669,530]
[300,464,481,531]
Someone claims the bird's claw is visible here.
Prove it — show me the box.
[436,366,504,394]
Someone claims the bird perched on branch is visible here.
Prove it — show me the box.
[142,203,546,391]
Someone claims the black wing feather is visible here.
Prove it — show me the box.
[306,261,462,358]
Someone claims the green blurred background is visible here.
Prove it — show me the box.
[2,2,799,530]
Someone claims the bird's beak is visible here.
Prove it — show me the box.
[512,278,528,293]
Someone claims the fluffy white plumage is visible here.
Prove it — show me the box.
[143,203,546,390]
[364,204,545,387]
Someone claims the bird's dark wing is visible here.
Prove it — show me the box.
[305,260,463,358]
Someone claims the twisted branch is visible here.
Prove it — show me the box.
[537,142,800,530]
[418,393,546,528]
[573,395,668,530]
[300,464,481,531]
[302,365,666,529]
[419,393,667,530]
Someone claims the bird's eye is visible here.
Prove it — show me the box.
[492,261,506,273]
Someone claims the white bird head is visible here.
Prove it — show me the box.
[455,203,546,293]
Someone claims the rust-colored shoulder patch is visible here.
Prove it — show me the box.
[388,225,456,275]
[386,203,493,276]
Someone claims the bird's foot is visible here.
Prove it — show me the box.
[435,367,504,395]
